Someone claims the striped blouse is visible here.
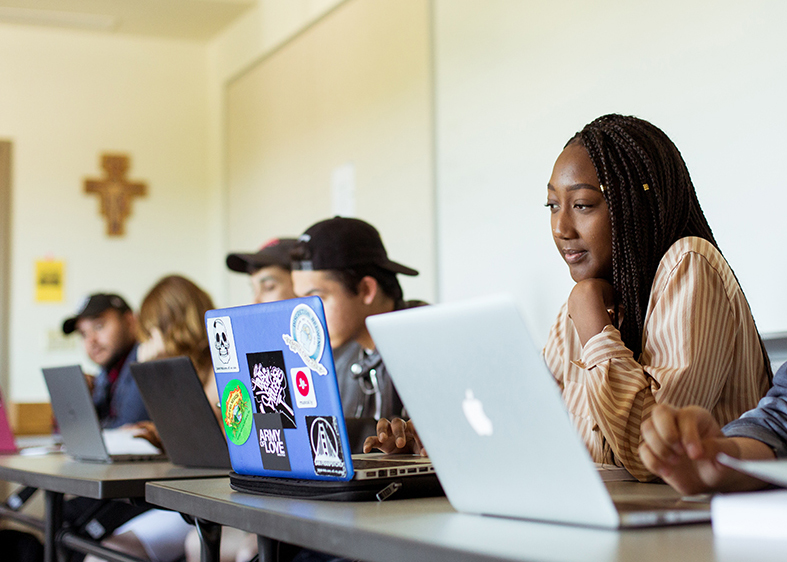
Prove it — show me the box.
[543,236,771,481]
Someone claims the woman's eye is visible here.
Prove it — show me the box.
[544,202,558,212]
[574,203,592,210]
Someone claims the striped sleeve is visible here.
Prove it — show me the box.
[579,247,755,481]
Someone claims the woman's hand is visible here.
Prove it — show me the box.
[363,418,426,456]
[137,327,165,363]
[131,421,164,451]
[566,278,615,346]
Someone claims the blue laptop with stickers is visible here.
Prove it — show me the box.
[207,297,355,481]
[206,297,437,488]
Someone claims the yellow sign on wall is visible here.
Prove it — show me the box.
[35,260,64,303]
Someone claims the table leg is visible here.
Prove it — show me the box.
[44,490,64,562]
[257,535,280,562]
[195,517,222,562]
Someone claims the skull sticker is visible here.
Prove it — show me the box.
[208,316,239,372]
[214,319,231,364]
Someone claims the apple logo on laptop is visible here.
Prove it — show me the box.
[462,389,493,436]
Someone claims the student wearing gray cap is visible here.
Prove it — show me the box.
[62,293,148,428]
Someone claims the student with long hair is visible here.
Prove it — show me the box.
[367,114,771,482]
[86,275,218,562]
[135,275,219,419]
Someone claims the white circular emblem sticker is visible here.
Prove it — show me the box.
[290,304,325,363]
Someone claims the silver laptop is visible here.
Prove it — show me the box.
[43,365,166,463]
[366,294,710,528]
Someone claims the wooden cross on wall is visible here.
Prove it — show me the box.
[84,154,147,236]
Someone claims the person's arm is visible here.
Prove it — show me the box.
[204,376,222,422]
[722,360,787,456]
[639,403,775,494]
[576,250,743,481]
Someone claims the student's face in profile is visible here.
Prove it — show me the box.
[291,270,366,349]
[76,309,136,369]
[249,265,296,304]
[547,142,613,283]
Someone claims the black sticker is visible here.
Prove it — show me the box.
[247,351,296,429]
[253,413,291,471]
[306,415,347,478]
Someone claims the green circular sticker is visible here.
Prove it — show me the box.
[221,379,253,445]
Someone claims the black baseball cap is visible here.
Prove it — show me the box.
[62,293,131,335]
[292,217,418,276]
[226,238,298,274]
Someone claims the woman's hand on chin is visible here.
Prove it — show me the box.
[567,278,615,346]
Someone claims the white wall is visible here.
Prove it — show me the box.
[434,0,787,342]
[0,25,210,401]
[204,0,346,306]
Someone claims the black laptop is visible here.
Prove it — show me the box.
[130,357,231,470]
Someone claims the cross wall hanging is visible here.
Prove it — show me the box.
[84,154,147,236]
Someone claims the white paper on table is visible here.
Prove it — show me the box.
[712,489,787,539]
[102,428,161,455]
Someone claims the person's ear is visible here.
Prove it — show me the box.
[357,276,379,306]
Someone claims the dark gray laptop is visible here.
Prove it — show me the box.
[130,356,231,469]
[43,365,166,463]
[367,294,711,528]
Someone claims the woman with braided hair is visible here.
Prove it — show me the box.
[367,114,771,484]
[542,113,771,481]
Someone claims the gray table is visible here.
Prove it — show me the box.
[146,477,787,562]
[0,453,227,562]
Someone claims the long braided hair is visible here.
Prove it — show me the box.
[568,114,769,373]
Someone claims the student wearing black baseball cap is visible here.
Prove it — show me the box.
[291,216,424,421]
[62,293,148,428]
[226,238,298,304]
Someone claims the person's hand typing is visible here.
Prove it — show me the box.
[363,417,426,456]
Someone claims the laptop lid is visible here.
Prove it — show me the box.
[43,365,112,462]
[130,357,231,469]
[43,365,163,462]
[0,389,17,453]
[205,297,354,481]
[366,294,707,528]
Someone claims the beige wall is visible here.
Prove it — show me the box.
[0,25,210,401]
[223,0,434,306]
[0,142,10,398]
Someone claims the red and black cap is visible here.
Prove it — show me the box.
[226,238,298,274]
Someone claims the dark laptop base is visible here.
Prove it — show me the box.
[229,470,443,502]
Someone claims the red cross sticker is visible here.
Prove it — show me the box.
[296,370,310,397]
